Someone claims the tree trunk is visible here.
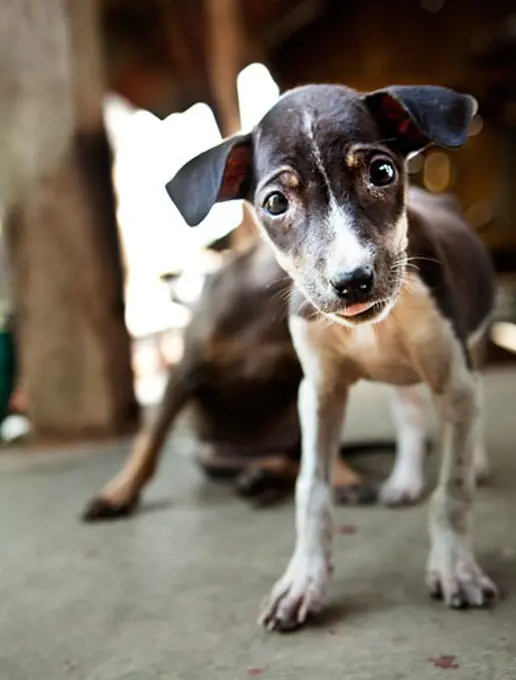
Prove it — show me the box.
[0,0,73,209]
[3,0,138,439]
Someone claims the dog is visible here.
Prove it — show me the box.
[165,83,497,631]
[82,241,302,519]
[83,237,417,521]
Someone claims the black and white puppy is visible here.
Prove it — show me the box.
[166,84,497,631]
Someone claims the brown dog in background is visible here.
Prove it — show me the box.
[82,240,384,521]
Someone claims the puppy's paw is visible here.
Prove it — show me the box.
[258,552,332,632]
[426,542,498,608]
[81,494,140,522]
[379,469,424,506]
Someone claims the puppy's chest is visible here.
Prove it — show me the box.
[330,323,419,385]
[317,276,451,386]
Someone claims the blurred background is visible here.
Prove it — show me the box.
[1,0,516,442]
[3,4,516,678]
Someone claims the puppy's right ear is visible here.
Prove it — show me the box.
[165,133,253,227]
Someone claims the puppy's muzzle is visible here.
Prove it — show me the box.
[329,265,374,304]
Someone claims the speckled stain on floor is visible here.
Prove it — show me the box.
[1,370,516,680]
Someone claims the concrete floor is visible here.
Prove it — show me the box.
[1,369,516,680]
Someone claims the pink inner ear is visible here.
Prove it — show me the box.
[219,145,250,201]
[379,94,428,146]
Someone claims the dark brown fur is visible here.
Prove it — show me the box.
[406,188,494,345]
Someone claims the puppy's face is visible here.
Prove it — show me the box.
[167,84,475,326]
[252,88,408,324]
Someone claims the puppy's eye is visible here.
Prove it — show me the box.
[368,158,396,187]
[263,192,289,216]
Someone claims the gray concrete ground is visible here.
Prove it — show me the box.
[1,368,516,680]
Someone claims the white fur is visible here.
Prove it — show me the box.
[380,385,426,505]
[303,110,373,273]
[326,202,374,274]
[259,315,346,629]
[302,110,330,188]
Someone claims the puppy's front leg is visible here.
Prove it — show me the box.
[426,363,497,608]
[260,319,347,631]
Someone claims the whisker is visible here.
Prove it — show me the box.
[391,262,419,273]
[375,136,398,145]
[405,255,442,266]
[296,298,311,316]
[323,313,337,329]
[265,273,291,289]
[270,284,293,305]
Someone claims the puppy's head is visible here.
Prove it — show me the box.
[166,84,476,326]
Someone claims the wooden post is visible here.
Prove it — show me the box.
[204,0,257,249]
[3,0,139,439]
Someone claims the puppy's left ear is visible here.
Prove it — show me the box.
[166,133,253,226]
[363,85,477,155]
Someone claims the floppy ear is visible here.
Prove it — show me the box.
[363,85,477,155]
[165,133,253,227]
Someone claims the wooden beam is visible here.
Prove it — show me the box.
[204,0,243,137]
[204,0,257,249]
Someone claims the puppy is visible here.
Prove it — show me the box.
[166,83,497,631]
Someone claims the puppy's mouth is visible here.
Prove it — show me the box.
[338,301,378,318]
[335,299,390,324]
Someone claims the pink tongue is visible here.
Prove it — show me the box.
[341,301,375,317]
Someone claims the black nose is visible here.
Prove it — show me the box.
[330,266,374,302]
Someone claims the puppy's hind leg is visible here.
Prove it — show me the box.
[82,359,194,522]
[380,385,426,506]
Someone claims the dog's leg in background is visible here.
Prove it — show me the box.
[380,385,426,506]
[82,359,194,521]
[260,317,347,631]
[425,350,497,607]
[331,454,377,505]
